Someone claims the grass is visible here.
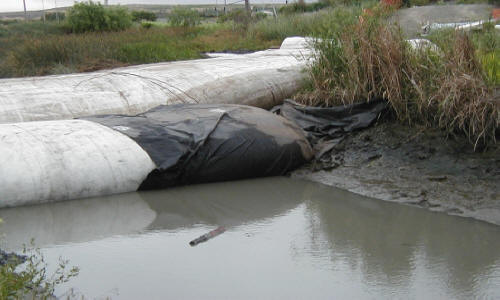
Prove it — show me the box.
[296,6,499,148]
[0,3,375,78]
[248,5,376,41]
[0,3,373,78]
[0,23,280,78]
[0,3,498,148]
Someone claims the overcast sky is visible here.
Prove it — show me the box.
[1,0,311,13]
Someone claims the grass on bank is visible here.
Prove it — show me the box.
[296,6,499,148]
[0,1,377,78]
[0,23,281,77]
[0,2,498,148]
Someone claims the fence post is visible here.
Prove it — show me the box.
[23,0,27,21]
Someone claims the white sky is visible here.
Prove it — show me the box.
[0,0,310,13]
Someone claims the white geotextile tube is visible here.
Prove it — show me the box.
[0,37,312,123]
[0,120,155,207]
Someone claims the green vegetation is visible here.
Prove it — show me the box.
[217,9,249,25]
[0,24,280,77]
[279,0,330,14]
[44,12,66,22]
[296,6,499,148]
[131,10,157,22]
[169,7,201,27]
[0,241,79,299]
[0,1,497,147]
[66,1,132,33]
[249,6,364,41]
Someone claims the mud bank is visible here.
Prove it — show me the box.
[293,122,500,226]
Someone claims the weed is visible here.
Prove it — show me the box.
[298,7,498,148]
[0,240,79,299]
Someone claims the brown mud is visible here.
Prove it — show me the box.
[293,121,500,225]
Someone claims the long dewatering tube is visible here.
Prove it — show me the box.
[0,120,156,207]
[0,104,313,208]
[0,37,312,124]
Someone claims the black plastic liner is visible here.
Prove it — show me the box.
[273,99,387,165]
[86,104,313,189]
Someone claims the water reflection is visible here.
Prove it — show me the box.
[0,193,155,249]
[0,177,305,249]
[0,177,498,299]
[142,176,305,230]
[303,183,500,298]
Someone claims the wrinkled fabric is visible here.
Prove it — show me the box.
[274,99,387,168]
[86,104,313,189]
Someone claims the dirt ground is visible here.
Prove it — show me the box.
[293,121,500,225]
[392,3,494,37]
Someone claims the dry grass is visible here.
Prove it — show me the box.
[296,9,499,148]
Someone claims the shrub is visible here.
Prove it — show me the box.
[279,0,330,14]
[217,9,249,24]
[141,21,154,29]
[66,1,132,33]
[45,12,66,22]
[254,12,269,21]
[169,7,200,27]
[131,10,157,22]
[0,235,79,299]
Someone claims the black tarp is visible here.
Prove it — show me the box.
[86,104,313,189]
[273,99,387,168]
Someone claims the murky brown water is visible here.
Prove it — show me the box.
[1,177,499,299]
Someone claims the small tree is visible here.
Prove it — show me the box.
[66,1,132,33]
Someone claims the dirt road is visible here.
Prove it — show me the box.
[393,4,494,37]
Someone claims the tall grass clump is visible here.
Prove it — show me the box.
[299,7,499,148]
[66,1,132,33]
[279,0,330,14]
[249,6,361,41]
[169,7,201,27]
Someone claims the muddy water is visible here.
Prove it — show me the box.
[1,177,499,299]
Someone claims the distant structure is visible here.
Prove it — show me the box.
[245,0,250,17]
[23,0,27,20]
[104,0,109,5]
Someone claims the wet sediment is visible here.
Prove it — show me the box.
[293,121,500,225]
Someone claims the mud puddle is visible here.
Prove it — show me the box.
[1,177,499,299]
